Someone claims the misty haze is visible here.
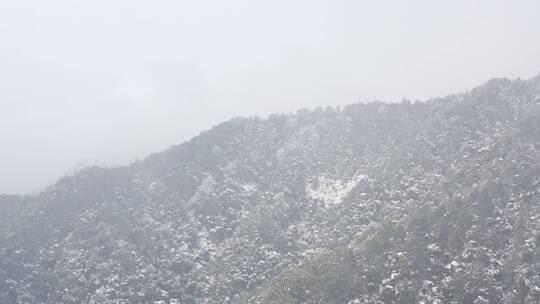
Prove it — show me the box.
[1,1,540,303]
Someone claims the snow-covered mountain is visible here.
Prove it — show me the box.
[1,75,540,303]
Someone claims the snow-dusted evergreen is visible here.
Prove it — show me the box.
[1,75,540,303]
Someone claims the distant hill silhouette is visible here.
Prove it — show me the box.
[1,75,540,303]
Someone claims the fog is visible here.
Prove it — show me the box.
[1,0,540,194]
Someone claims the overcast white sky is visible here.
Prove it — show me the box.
[1,0,540,194]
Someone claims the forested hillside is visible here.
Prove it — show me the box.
[1,75,540,303]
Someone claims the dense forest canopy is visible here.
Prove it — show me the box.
[1,75,540,303]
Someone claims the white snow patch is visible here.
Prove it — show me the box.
[198,175,216,195]
[445,260,461,270]
[147,181,160,192]
[306,174,368,208]
[241,183,257,194]
[478,145,490,152]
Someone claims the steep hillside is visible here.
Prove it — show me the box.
[1,75,540,303]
